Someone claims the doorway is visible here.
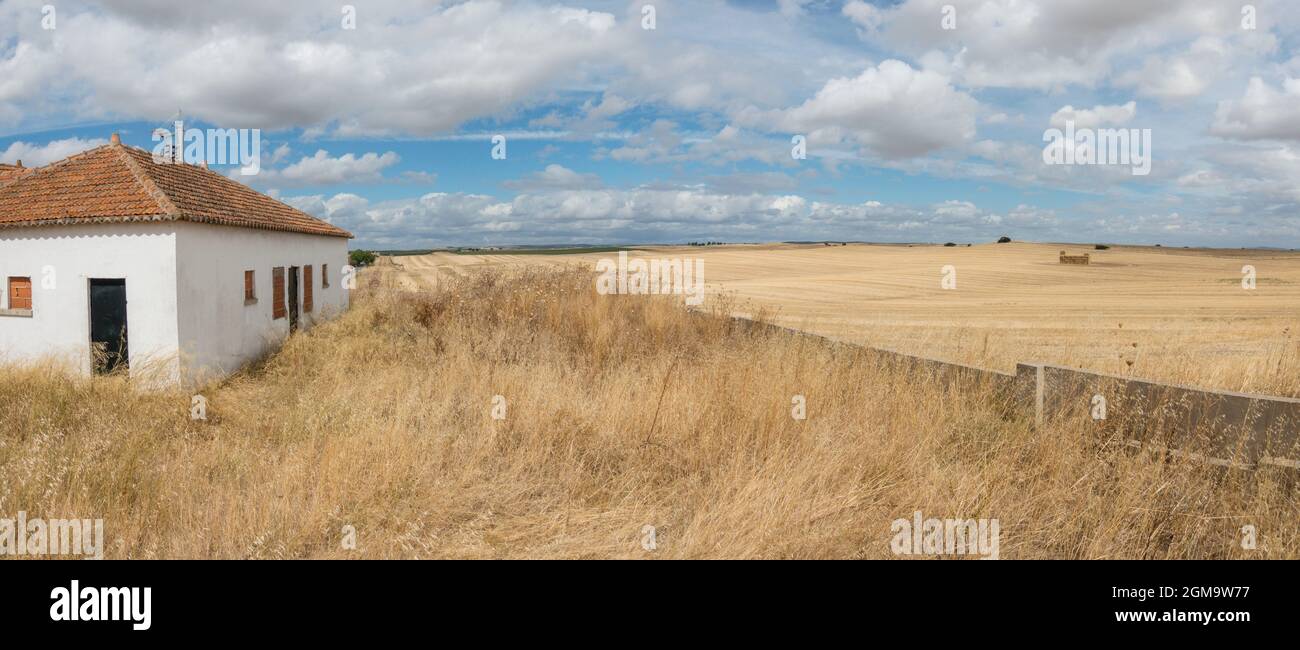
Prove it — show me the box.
[89,279,128,374]
[287,266,299,332]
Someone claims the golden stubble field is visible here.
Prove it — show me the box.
[387,242,1300,397]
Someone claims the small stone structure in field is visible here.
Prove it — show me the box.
[1059,250,1090,265]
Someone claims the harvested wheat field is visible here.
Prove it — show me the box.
[387,242,1300,397]
[2,266,1296,559]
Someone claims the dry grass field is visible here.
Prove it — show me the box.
[388,242,1300,397]
[3,265,1297,559]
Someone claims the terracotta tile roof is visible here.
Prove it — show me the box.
[0,163,31,183]
[0,141,351,238]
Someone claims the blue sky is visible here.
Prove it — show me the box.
[3,0,1300,248]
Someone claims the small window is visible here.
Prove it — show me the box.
[272,267,286,319]
[303,265,314,313]
[322,264,329,288]
[8,277,32,310]
[244,270,257,304]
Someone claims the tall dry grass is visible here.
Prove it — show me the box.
[0,265,1296,558]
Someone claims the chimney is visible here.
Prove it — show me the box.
[110,133,121,145]
[14,160,21,168]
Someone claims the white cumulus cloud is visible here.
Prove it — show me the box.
[1211,77,1300,141]
[1049,101,1137,129]
[745,60,979,159]
[0,137,107,167]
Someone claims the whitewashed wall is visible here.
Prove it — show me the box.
[173,221,350,383]
[0,221,350,385]
[0,223,181,381]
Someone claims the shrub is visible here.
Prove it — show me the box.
[997,236,1012,243]
[349,249,378,267]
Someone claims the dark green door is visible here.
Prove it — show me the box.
[89,279,128,374]
[287,266,299,332]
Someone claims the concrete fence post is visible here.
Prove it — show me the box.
[1035,365,1044,428]
[1014,363,1046,429]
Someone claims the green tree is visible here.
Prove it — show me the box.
[349,249,377,267]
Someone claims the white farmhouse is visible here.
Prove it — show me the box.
[0,134,353,384]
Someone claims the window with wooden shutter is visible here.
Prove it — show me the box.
[272,267,285,319]
[322,264,329,288]
[303,265,313,313]
[8,277,32,310]
[244,270,257,303]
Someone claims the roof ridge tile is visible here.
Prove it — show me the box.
[115,142,182,218]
